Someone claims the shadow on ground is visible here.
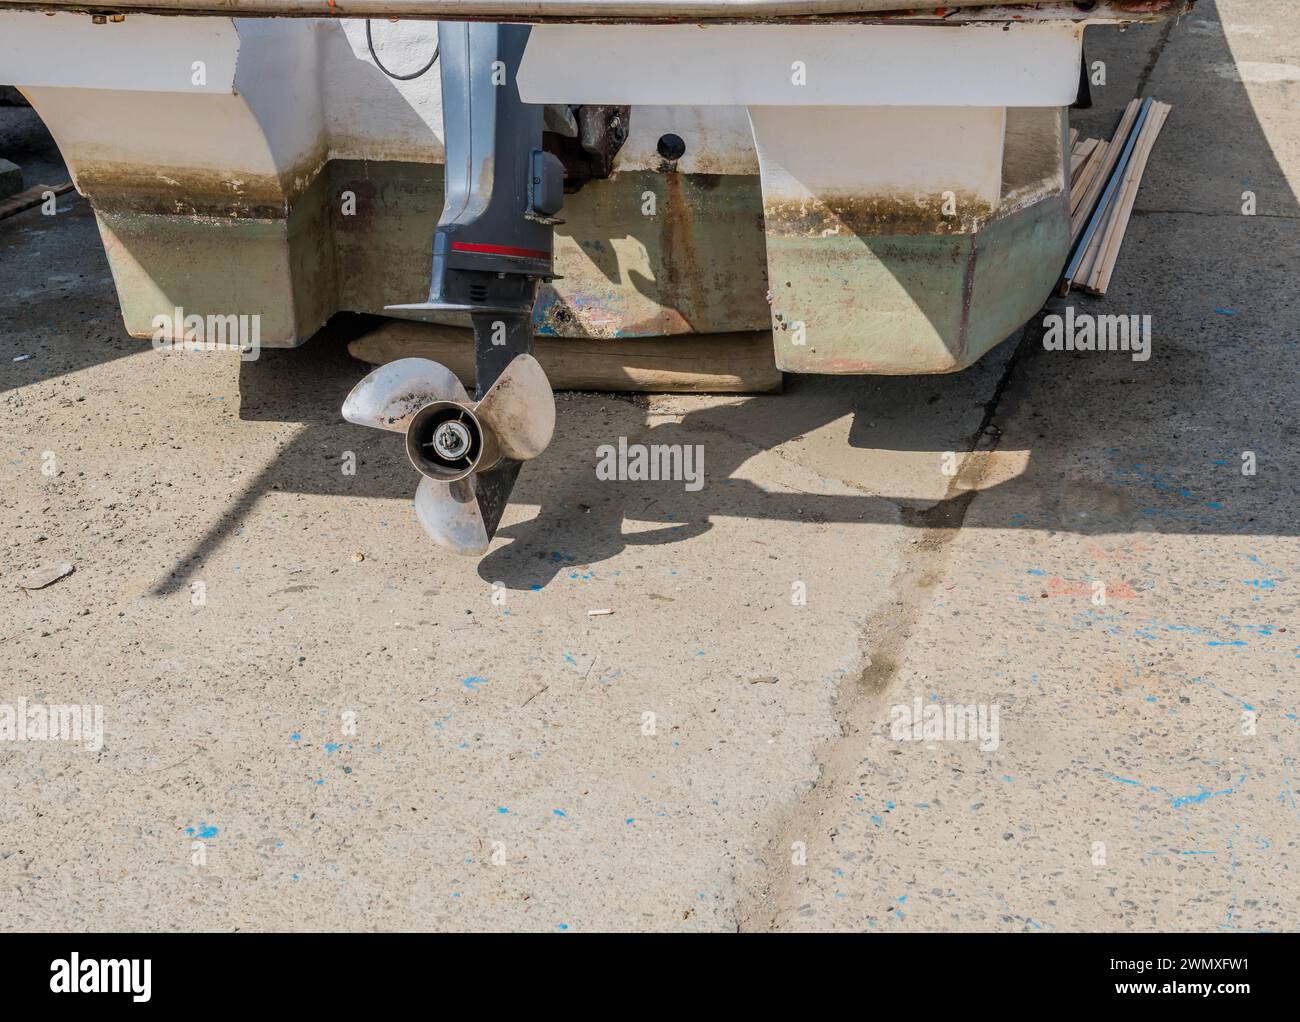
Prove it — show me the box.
[3,2,1295,597]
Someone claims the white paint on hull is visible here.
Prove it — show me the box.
[0,13,449,167]
[749,105,1006,212]
[615,106,758,175]
[0,13,240,93]
[518,23,1083,107]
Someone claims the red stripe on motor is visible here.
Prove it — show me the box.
[451,241,550,260]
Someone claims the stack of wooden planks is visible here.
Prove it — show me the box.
[1062,97,1172,296]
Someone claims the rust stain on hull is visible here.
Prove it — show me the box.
[762,190,996,239]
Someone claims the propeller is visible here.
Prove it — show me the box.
[343,354,555,555]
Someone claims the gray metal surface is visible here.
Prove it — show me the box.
[474,353,555,462]
[341,356,470,433]
[413,475,492,554]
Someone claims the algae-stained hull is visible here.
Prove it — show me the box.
[0,9,1126,373]
[757,106,1070,374]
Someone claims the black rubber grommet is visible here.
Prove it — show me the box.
[656,133,687,161]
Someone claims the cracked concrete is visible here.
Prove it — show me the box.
[1,0,1296,932]
[739,0,1299,932]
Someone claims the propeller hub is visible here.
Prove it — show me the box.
[432,420,472,461]
[405,401,488,483]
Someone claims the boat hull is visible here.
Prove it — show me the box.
[2,12,1115,372]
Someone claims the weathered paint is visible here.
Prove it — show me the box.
[768,107,1069,373]
[90,157,771,346]
[749,105,1008,236]
[539,170,769,338]
[63,120,1067,366]
[6,12,1082,371]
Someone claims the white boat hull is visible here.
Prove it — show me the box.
[0,10,1148,371]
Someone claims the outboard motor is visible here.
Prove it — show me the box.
[342,22,565,555]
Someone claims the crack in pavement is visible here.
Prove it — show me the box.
[731,17,1177,914]
[1134,15,1179,97]
[1133,208,1300,220]
[733,9,1195,922]
[735,318,1041,930]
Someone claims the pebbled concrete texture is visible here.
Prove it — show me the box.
[0,0,1295,932]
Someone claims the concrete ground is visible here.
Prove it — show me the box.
[1,0,1296,932]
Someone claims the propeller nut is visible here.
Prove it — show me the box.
[432,420,472,461]
[405,401,491,483]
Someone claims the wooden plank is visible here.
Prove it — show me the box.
[1081,118,1154,295]
[1072,167,1119,284]
[1081,101,1172,296]
[1069,126,1079,151]
[1069,136,1099,178]
[1071,199,1109,286]
[1097,100,1172,292]
[1070,101,1137,242]
[348,320,784,394]
[1061,97,1156,295]
[1070,140,1107,216]
[1070,98,1142,245]
[1070,141,1104,211]
[1076,102,1168,290]
[0,181,74,221]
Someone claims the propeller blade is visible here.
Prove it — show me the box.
[413,475,490,556]
[342,357,470,433]
[472,353,555,462]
